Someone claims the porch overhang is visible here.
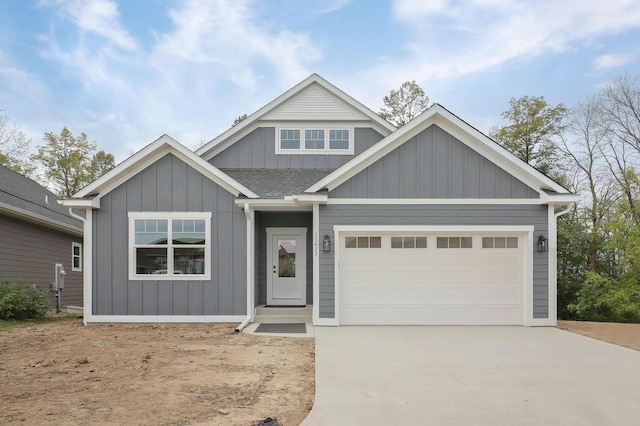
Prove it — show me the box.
[235,194,328,211]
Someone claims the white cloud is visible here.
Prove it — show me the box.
[44,0,137,51]
[363,0,640,90]
[155,0,321,87]
[594,52,638,70]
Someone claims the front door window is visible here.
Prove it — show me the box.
[278,239,296,277]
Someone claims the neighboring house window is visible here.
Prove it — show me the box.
[278,127,352,153]
[128,212,211,280]
[436,237,472,249]
[482,236,518,249]
[72,242,82,272]
[345,236,381,248]
[391,236,427,249]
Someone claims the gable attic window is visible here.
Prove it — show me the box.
[278,127,353,154]
[128,212,211,280]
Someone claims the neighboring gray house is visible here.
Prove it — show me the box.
[0,165,83,309]
[63,74,578,326]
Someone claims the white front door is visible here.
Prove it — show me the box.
[267,227,307,306]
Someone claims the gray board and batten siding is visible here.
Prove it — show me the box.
[317,204,549,319]
[91,153,247,316]
[209,127,385,170]
[0,214,83,307]
[331,124,540,199]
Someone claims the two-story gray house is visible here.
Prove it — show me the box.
[63,74,577,326]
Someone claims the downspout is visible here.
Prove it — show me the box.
[548,202,575,325]
[236,203,254,332]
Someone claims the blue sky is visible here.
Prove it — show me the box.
[1,0,639,162]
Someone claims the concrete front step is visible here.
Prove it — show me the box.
[254,305,312,324]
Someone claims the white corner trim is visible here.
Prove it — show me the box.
[84,315,247,323]
[83,208,92,326]
[312,203,320,325]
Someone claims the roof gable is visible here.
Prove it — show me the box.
[306,104,575,201]
[69,135,258,203]
[196,74,396,161]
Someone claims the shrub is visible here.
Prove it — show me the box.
[0,279,50,320]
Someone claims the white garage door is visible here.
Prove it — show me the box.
[338,232,525,325]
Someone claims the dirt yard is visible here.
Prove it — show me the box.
[0,318,314,425]
[557,320,640,351]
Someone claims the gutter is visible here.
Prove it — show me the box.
[554,203,575,220]
[236,203,254,332]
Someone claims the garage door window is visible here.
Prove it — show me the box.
[391,236,427,249]
[345,236,381,248]
[482,236,518,249]
[437,236,472,249]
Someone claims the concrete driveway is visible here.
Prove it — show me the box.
[301,326,640,425]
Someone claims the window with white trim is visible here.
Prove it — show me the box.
[72,242,82,272]
[129,212,211,280]
[278,127,352,153]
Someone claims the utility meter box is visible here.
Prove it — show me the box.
[55,263,66,289]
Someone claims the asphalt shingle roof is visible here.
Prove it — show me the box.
[222,169,333,198]
[0,165,82,230]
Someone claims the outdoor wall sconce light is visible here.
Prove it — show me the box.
[538,234,548,252]
[323,235,331,252]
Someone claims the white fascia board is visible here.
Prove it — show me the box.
[84,315,247,323]
[544,194,581,205]
[326,198,545,205]
[73,135,258,201]
[0,202,83,236]
[289,193,328,203]
[196,74,396,161]
[306,104,572,196]
[60,198,100,208]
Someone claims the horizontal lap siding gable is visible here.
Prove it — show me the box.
[92,153,246,317]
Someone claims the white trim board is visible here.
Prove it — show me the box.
[84,315,246,323]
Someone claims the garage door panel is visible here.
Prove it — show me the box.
[475,269,521,286]
[477,287,521,303]
[339,231,526,325]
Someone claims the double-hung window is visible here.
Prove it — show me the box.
[129,212,211,280]
[72,242,82,272]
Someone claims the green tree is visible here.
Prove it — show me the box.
[0,111,34,176]
[31,127,115,197]
[490,96,568,178]
[379,80,430,127]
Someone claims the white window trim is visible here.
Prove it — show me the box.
[72,242,82,272]
[128,212,212,281]
[276,126,354,155]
